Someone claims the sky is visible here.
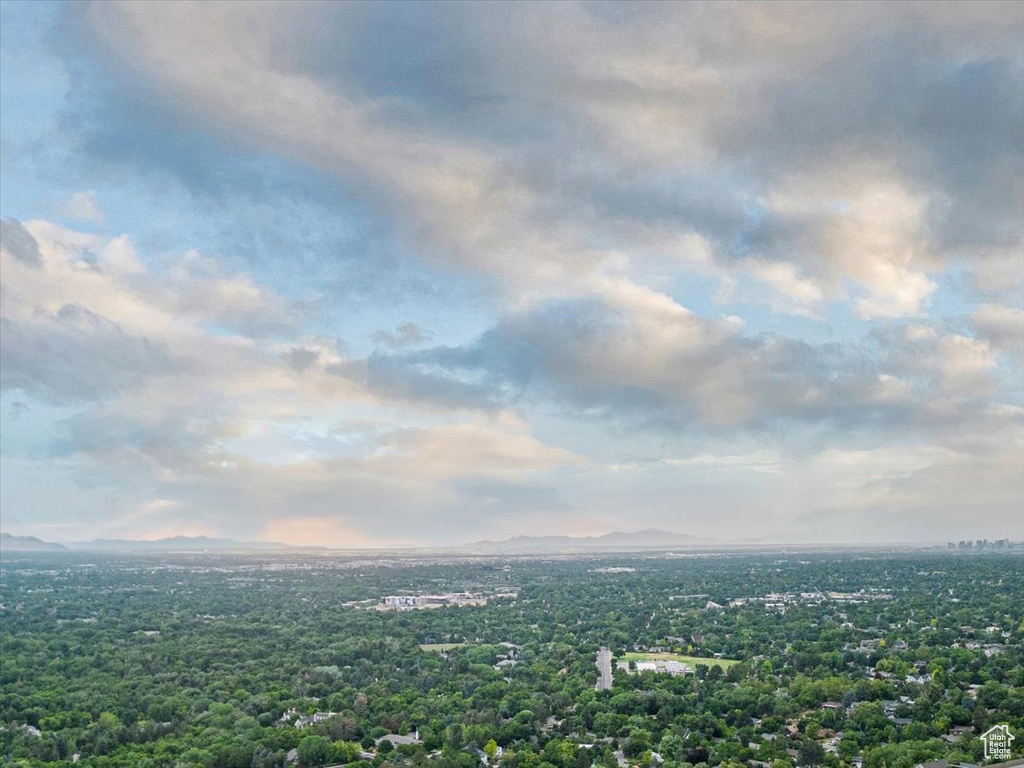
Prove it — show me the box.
[1,1,1022,547]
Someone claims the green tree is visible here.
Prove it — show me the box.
[298,735,331,767]
[797,741,825,767]
[485,739,500,762]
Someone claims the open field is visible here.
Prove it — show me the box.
[418,643,468,652]
[621,651,740,670]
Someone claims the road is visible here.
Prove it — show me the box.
[595,646,613,690]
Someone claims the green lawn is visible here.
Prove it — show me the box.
[621,651,740,670]
[418,643,467,652]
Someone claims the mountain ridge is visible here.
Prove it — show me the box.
[65,535,290,551]
[466,528,712,549]
[1,532,69,552]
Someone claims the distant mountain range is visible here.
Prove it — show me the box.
[4,529,716,554]
[466,528,713,550]
[66,535,289,551]
[1,533,289,552]
[1,532,69,551]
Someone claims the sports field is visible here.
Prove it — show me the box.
[621,651,740,670]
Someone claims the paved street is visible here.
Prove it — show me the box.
[595,647,613,690]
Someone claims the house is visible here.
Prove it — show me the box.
[377,732,422,747]
[914,760,947,768]
[821,701,844,711]
[296,711,339,728]
[275,709,341,729]
[943,726,973,743]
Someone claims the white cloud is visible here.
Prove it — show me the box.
[3,2,1022,543]
[761,166,938,318]
[971,303,1024,360]
[936,334,998,397]
[745,260,824,307]
[1,219,590,543]
[59,190,105,223]
[77,0,1014,321]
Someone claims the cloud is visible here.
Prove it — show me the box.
[0,218,42,267]
[0,305,172,405]
[452,477,571,516]
[1,219,591,543]
[369,422,586,479]
[2,219,301,352]
[261,516,380,548]
[2,4,1021,544]
[46,417,585,544]
[0,219,354,454]
[282,346,321,373]
[970,303,1024,361]
[792,443,1024,542]
[351,288,1014,441]
[871,324,1001,401]
[58,190,105,223]
[160,250,302,336]
[69,1,1019,319]
[373,322,427,349]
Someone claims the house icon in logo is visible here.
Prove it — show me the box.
[980,724,1014,761]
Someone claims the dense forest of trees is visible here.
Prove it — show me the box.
[1,549,1021,768]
